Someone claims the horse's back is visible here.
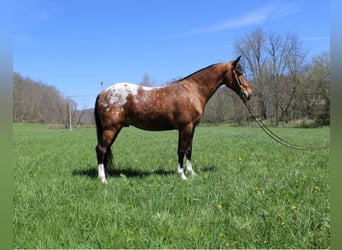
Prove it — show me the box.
[101,82,153,106]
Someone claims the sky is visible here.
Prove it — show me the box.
[13,0,330,109]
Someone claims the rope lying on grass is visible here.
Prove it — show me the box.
[241,99,330,151]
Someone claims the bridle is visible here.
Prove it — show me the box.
[232,67,249,101]
[232,67,329,151]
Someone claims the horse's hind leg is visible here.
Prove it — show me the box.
[96,126,121,184]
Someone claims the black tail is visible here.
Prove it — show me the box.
[94,95,114,172]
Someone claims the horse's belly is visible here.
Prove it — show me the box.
[129,116,176,131]
[125,109,176,131]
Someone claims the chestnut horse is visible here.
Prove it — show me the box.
[94,56,252,183]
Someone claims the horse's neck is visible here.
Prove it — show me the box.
[190,63,227,103]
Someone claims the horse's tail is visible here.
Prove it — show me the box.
[94,95,114,172]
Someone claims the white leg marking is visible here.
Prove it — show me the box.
[177,163,188,180]
[98,163,107,184]
[186,159,196,176]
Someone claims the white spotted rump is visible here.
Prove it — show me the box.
[102,82,154,107]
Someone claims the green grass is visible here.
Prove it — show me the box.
[13,123,330,249]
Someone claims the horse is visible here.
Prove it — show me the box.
[94,56,252,184]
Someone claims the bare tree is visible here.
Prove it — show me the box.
[264,32,289,124]
[296,52,330,125]
[264,33,307,124]
[278,34,307,123]
[234,29,309,125]
[235,28,268,119]
[13,72,75,125]
[139,73,155,87]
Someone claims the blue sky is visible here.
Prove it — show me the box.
[13,0,330,109]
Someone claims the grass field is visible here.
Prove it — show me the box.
[13,123,330,249]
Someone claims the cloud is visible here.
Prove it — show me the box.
[171,3,299,37]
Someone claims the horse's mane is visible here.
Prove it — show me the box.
[170,63,221,84]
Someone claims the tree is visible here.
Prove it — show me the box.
[234,29,313,125]
[276,34,307,124]
[234,29,268,119]
[13,72,78,126]
[139,73,155,87]
[296,52,330,125]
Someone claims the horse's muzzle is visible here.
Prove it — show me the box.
[242,91,251,101]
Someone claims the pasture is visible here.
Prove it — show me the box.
[13,123,330,249]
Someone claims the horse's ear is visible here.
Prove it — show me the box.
[232,55,241,68]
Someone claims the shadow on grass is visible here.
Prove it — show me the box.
[72,165,175,180]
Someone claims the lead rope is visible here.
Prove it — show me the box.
[241,98,330,150]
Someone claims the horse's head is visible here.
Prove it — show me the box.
[223,56,252,101]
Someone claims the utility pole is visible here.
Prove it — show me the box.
[68,96,72,131]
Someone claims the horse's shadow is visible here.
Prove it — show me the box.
[72,165,175,180]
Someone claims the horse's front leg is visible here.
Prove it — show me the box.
[177,151,188,180]
[177,124,195,180]
[185,138,196,176]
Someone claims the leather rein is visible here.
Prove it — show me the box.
[232,69,329,151]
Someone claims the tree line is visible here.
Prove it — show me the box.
[203,29,330,126]
[13,73,91,128]
[13,29,329,127]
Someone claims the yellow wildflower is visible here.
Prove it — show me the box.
[255,186,262,195]
[289,205,297,211]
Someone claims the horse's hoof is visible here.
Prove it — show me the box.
[181,174,188,180]
[98,176,108,184]
[186,169,196,176]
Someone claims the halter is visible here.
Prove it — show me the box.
[232,67,248,101]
